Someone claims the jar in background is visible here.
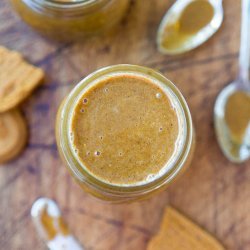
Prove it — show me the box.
[11,0,130,41]
[56,64,195,203]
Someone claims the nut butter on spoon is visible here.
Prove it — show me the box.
[157,0,223,55]
[31,198,84,250]
[214,0,250,163]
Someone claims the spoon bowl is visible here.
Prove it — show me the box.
[214,81,250,163]
[157,0,223,55]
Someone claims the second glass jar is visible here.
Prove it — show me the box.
[11,0,130,41]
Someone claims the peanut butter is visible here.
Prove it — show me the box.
[71,74,179,186]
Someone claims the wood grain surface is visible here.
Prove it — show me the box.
[0,0,249,249]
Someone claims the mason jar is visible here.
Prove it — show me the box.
[56,64,195,202]
[11,0,130,41]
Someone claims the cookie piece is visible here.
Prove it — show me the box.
[0,46,44,112]
[0,109,27,164]
[147,207,224,250]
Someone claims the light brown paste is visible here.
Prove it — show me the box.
[225,91,250,144]
[40,207,69,240]
[71,74,179,185]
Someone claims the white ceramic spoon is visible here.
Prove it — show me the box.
[214,0,250,163]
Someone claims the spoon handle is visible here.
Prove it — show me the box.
[238,0,250,86]
[31,198,85,250]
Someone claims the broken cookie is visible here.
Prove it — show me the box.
[147,207,224,250]
[0,46,44,112]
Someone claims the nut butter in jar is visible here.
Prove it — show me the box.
[56,65,195,203]
[11,0,130,41]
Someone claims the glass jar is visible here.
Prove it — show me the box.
[11,0,130,41]
[56,64,195,203]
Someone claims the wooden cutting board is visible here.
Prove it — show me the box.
[0,0,249,249]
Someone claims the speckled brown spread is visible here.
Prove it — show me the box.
[71,74,179,185]
[225,91,250,144]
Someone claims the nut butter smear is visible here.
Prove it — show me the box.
[71,74,179,186]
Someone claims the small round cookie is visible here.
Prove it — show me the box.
[0,109,27,164]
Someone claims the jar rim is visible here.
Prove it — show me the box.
[58,64,194,198]
[43,0,100,7]
[23,0,110,11]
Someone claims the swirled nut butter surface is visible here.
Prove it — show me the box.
[71,74,180,186]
